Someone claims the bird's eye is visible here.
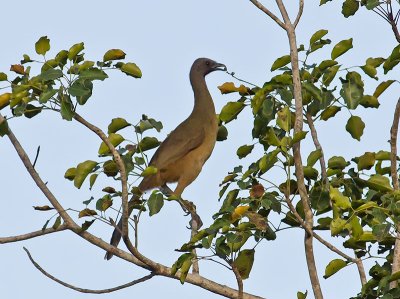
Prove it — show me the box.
[206,61,210,66]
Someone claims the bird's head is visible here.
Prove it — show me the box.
[191,58,227,77]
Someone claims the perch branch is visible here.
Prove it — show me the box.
[23,247,155,294]
[293,0,304,28]
[231,263,244,299]
[0,224,68,244]
[390,98,400,288]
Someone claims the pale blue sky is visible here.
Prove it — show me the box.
[0,1,398,299]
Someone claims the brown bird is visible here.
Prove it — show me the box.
[105,58,226,260]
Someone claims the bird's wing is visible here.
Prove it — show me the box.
[149,120,205,169]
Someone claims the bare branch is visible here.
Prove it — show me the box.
[23,247,155,294]
[390,98,400,288]
[0,224,68,244]
[273,1,323,296]
[293,0,304,28]
[231,263,244,299]
[0,113,76,226]
[355,257,367,286]
[73,113,130,242]
[306,113,328,186]
[32,145,40,168]
[248,0,286,30]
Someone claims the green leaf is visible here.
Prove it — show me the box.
[366,174,393,192]
[330,187,351,210]
[372,223,391,241]
[0,118,9,137]
[52,216,62,229]
[69,80,91,97]
[360,65,377,79]
[330,218,347,235]
[271,55,291,71]
[342,0,359,17]
[98,133,125,155]
[360,95,380,108]
[259,150,279,173]
[89,173,98,189]
[366,57,385,67]
[78,208,97,218]
[323,259,347,279]
[233,249,255,280]
[297,291,308,299]
[39,69,63,81]
[331,38,353,60]
[328,156,347,169]
[357,152,376,171]
[64,167,76,180]
[148,192,164,216]
[310,29,328,45]
[373,80,395,98]
[79,68,108,81]
[24,104,42,119]
[322,65,340,86]
[137,136,160,152]
[108,118,131,134]
[383,44,400,74]
[103,160,119,177]
[340,72,364,110]
[217,124,228,141]
[219,102,245,123]
[346,115,365,141]
[365,0,379,9]
[349,216,363,239]
[96,194,113,212]
[277,106,292,132]
[318,60,338,71]
[291,131,308,145]
[103,49,126,62]
[60,97,74,121]
[265,127,281,146]
[39,88,58,104]
[0,72,8,81]
[74,160,98,189]
[141,166,158,177]
[68,42,84,61]
[237,144,254,159]
[120,62,142,78]
[320,106,341,121]
[303,83,322,102]
[307,149,322,167]
[35,36,50,55]
[303,166,319,180]
[81,220,95,231]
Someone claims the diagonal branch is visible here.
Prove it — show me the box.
[306,113,328,186]
[0,224,68,244]
[248,0,286,30]
[293,0,304,28]
[390,98,400,289]
[23,247,155,294]
[73,113,129,242]
[0,113,76,227]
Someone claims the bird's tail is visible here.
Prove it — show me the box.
[104,191,143,260]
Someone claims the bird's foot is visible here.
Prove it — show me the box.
[178,199,203,229]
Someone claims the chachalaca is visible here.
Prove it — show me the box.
[105,58,226,260]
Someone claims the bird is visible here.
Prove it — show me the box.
[105,58,226,260]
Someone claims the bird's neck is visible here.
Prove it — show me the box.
[190,73,216,117]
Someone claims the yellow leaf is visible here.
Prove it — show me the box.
[0,93,11,110]
[218,82,250,95]
[232,205,250,221]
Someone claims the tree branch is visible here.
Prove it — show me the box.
[248,0,286,30]
[274,1,323,297]
[293,0,304,28]
[0,113,76,227]
[0,224,68,244]
[231,263,244,299]
[390,98,400,288]
[305,113,328,187]
[23,247,155,294]
[73,113,129,242]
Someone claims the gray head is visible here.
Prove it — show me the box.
[190,58,227,77]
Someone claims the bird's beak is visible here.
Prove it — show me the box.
[213,63,227,72]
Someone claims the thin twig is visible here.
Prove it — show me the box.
[248,0,286,30]
[23,247,155,294]
[293,0,304,28]
[0,224,68,244]
[32,145,40,168]
[305,113,328,187]
[355,257,367,285]
[390,98,400,289]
